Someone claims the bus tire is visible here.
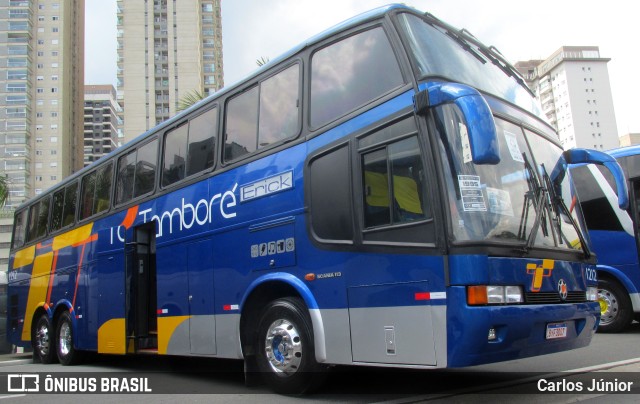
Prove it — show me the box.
[56,311,83,365]
[597,278,633,333]
[33,314,57,364]
[255,297,326,394]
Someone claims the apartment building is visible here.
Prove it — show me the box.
[117,0,224,142]
[0,0,84,207]
[515,46,618,150]
[84,84,121,166]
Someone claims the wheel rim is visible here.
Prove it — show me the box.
[35,321,50,357]
[598,287,619,325]
[59,321,72,357]
[264,319,302,376]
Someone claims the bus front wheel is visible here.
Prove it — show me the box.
[255,297,326,394]
[56,311,83,365]
[33,314,57,364]
[598,278,633,333]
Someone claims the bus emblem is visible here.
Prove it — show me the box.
[558,279,568,301]
[526,259,555,292]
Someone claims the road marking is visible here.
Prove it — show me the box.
[372,357,640,404]
[0,395,27,400]
[0,359,32,367]
[563,356,640,373]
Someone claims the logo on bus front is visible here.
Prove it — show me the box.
[526,259,555,292]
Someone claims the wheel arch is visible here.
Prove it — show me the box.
[597,265,636,294]
[239,273,326,362]
[31,305,50,342]
[52,300,75,329]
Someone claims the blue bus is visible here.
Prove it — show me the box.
[7,5,628,393]
[572,145,640,332]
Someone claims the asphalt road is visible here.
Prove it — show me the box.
[1,324,639,402]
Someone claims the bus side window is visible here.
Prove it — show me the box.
[224,64,300,163]
[26,197,50,243]
[50,187,65,232]
[116,150,136,204]
[186,108,217,176]
[310,26,404,129]
[163,124,189,187]
[11,209,27,249]
[258,64,300,147]
[118,138,157,203]
[308,143,354,243]
[80,162,113,220]
[51,182,78,232]
[224,87,258,162]
[362,136,428,228]
[62,182,78,228]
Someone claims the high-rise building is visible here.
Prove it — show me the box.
[84,85,121,166]
[515,46,618,150]
[0,0,85,208]
[619,133,640,148]
[117,0,224,142]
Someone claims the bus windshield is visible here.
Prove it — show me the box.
[397,13,545,120]
[435,105,585,251]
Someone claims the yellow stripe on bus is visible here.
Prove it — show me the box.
[52,223,94,251]
[12,245,35,270]
[97,318,126,354]
[158,316,191,355]
[21,251,54,341]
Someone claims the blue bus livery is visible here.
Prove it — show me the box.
[7,5,628,393]
[573,145,640,332]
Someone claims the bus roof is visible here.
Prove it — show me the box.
[607,145,640,159]
[117,3,414,152]
[15,4,415,212]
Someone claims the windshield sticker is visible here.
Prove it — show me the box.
[504,131,525,163]
[486,187,514,216]
[458,175,487,212]
[460,123,472,164]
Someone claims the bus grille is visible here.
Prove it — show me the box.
[524,291,587,304]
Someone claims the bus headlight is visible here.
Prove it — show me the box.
[587,286,598,301]
[468,285,523,305]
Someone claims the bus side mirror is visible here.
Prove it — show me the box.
[414,83,500,165]
[561,148,629,210]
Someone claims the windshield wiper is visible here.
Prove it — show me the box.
[517,154,548,252]
[541,163,592,258]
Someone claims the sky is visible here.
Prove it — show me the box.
[85,0,640,135]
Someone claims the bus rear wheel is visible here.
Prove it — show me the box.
[33,314,56,364]
[56,311,83,365]
[255,297,326,394]
[598,278,633,333]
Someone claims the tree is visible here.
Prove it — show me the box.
[256,56,270,67]
[177,89,206,112]
[0,175,8,208]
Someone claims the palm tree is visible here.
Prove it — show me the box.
[177,89,206,112]
[256,56,270,67]
[0,175,8,208]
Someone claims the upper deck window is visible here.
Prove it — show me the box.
[310,27,404,129]
[26,197,50,242]
[117,139,158,203]
[50,182,78,232]
[11,210,27,249]
[163,106,217,187]
[224,64,300,163]
[80,162,113,220]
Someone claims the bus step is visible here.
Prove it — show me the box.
[137,348,158,355]
[137,336,158,350]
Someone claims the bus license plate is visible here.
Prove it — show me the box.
[546,323,567,339]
